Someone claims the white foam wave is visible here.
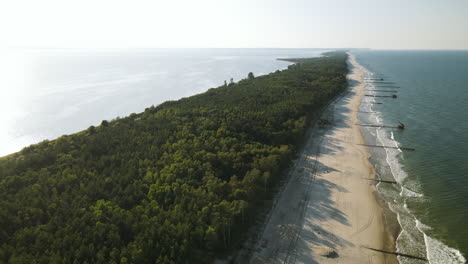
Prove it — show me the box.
[390,131,403,153]
[377,126,409,183]
[400,186,424,198]
[414,219,466,264]
[415,219,432,232]
[425,234,466,264]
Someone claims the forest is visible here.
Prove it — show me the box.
[0,51,348,263]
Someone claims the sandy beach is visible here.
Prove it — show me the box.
[247,53,397,264]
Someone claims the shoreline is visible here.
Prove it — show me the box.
[349,53,400,263]
[245,52,397,263]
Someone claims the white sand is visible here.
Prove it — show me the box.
[248,53,395,264]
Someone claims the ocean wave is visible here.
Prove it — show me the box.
[415,219,432,232]
[390,131,403,153]
[377,126,409,183]
[400,186,424,198]
[415,220,466,264]
[425,234,466,264]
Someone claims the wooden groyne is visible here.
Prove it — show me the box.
[357,111,379,114]
[365,95,397,98]
[365,178,397,184]
[366,81,396,84]
[356,124,401,129]
[362,247,428,262]
[366,80,396,83]
[367,90,398,93]
[357,143,415,151]
[373,85,400,88]
[361,102,383,105]
[364,75,385,78]
[364,78,385,81]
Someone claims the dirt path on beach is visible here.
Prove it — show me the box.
[247,53,396,264]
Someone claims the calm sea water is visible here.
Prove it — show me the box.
[0,48,327,157]
[354,50,468,264]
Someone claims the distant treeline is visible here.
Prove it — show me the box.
[0,51,348,264]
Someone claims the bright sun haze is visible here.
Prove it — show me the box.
[1,0,467,49]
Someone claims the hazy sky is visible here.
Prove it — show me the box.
[1,0,467,49]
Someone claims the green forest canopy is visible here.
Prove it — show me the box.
[0,51,348,264]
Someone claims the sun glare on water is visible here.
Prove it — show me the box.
[0,48,36,156]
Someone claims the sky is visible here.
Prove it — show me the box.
[0,0,467,50]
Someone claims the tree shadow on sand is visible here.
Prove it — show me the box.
[250,158,353,264]
[250,67,367,264]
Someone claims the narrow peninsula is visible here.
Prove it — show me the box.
[0,52,359,263]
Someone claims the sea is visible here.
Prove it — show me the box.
[354,50,468,264]
[0,48,327,157]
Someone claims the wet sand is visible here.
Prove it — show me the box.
[247,53,397,264]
